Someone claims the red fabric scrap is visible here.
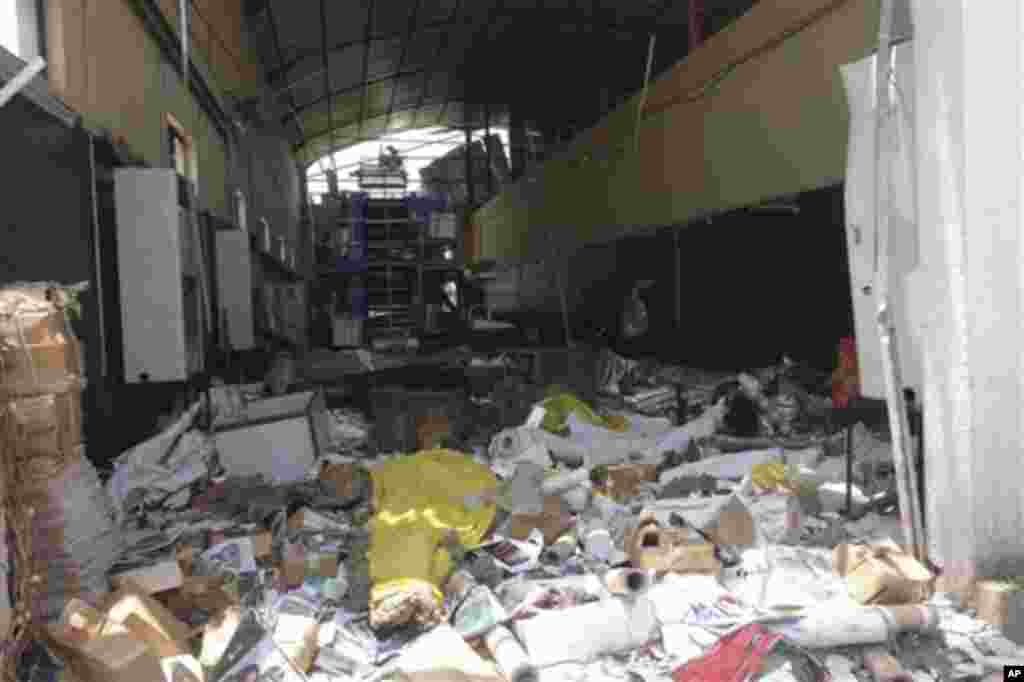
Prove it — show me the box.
[671,624,782,682]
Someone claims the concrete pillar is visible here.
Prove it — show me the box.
[909,0,1024,595]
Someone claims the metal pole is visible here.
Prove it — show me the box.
[873,0,925,560]
[87,134,107,379]
[465,117,475,209]
[0,56,46,109]
[484,102,495,199]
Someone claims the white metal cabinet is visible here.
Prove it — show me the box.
[215,230,255,350]
[114,168,203,382]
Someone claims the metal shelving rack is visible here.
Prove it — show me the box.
[316,191,459,347]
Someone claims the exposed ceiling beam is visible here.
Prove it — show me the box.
[267,17,454,82]
[439,0,505,127]
[285,68,430,119]
[317,0,336,172]
[303,97,450,143]
[268,8,678,84]
[356,0,375,141]
[383,0,423,133]
[265,0,306,144]
[411,0,462,129]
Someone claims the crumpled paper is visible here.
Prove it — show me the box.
[489,428,553,479]
[107,402,215,519]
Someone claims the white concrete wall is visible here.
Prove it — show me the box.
[910,0,1024,592]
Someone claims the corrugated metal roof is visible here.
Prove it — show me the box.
[244,0,758,162]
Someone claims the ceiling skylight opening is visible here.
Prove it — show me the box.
[306,126,510,205]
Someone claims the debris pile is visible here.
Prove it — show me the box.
[1,327,1020,682]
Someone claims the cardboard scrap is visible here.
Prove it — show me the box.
[603,463,659,503]
[103,581,194,653]
[111,556,185,595]
[319,462,363,500]
[626,516,720,576]
[200,606,242,667]
[416,414,452,451]
[700,494,757,548]
[833,538,934,605]
[505,494,575,545]
[394,624,502,681]
[46,581,199,682]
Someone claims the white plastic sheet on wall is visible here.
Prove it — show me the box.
[840,41,922,399]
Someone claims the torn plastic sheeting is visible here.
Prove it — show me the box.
[723,546,845,612]
[366,449,498,617]
[106,401,208,518]
[489,428,554,479]
[538,393,628,435]
[645,574,739,626]
[562,403,724,466]
[392,623,504,680]
[27,452,121,622]
[515,595,659,667]
[660,449,784,486]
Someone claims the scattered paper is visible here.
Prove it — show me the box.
[200,538,258,576]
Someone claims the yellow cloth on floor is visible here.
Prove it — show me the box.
[367,449,498,612]
[540,392,629,434]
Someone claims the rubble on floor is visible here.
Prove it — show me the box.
[4,327,1024,682]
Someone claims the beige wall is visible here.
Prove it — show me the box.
[45,0,263,220]
[473,0,880,262]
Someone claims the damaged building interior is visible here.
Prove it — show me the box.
[2,0,1023,680]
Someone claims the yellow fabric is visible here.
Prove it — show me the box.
[540,393,629,434]
[751,461,789,491]
[367,449,498,607]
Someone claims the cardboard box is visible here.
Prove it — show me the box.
[161,577,237,623]
[52,632,165,682]
[0,343,82,396]
[103,581,193,653]
[603,463,659,503]
[47,584,196,682]
[506,495,575,546]
[200,606,242,667]
[8,392,82,458]
[700,493,757,548]
[416,414,451,451]
[626,518,720,576]
[212,391,329,484]
[833,539,934,605]
[319,463,363,500]
[110,556,184,595]
[308,552,340,579]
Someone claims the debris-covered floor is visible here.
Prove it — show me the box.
[2,289,1021,682]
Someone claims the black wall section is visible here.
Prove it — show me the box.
[0,94,106,447]
[0,96,125,456]
[0,96,92,284]
[567,185,854,372]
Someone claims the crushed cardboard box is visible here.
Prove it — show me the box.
[505,494,575,545]
[833,538,934,605]
[626,516,720,576]
[602,463,659,503]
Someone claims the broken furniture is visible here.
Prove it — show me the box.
[212,390,330,484]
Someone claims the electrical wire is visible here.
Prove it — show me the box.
[634,33,657,155]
